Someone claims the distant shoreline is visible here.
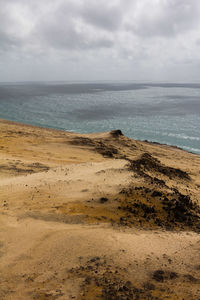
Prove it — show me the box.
[1,117,199,157]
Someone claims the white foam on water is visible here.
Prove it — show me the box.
[181,146,200,153]
[166,133,200,141]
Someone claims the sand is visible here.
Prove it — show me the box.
[0,119,200,299]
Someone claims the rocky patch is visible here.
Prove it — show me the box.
[117,186,200,231]
[69,137,119,158]
[0,161,49,175]
[129,153,190,181]
[69,257,161,300]
[110,130,123,138]
[152,270,179,282]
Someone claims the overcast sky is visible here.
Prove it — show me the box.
[1,0,200,82]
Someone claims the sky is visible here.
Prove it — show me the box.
[1,0,200,82]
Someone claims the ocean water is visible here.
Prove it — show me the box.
[0,82,200,154]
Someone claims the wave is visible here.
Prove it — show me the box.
[135,129,200,142]
[181,146,200,154]
[166,133,200,141]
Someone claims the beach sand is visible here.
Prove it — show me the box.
[0,119,200,299]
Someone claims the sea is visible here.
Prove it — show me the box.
[0,81,200,154]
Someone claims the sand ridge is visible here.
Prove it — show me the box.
[0,119,200,299]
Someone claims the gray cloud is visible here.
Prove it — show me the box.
[127,0,200,37]
[27,1,115,51]
[0,32,20,52]
[80,1,123,31]
[37,15,114,50]
[0,0,200,81]
[0,1,30,53]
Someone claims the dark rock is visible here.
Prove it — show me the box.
[151,191,163,197]
[183,274,199,283]
[169,272,179,279]
[99,197,108,203]
[110,130,123,137]
[152,270,164,282]
[153,177,166,186]
[143,282,156,290]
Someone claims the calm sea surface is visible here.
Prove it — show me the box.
[0,82,200,154]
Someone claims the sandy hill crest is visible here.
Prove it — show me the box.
[0,119,200,300]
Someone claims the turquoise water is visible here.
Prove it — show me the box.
[0,82,200,154]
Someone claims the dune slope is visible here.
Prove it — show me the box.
[0,119,200,300]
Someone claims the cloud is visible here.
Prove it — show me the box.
[36,2,115,51]
[0,0,200,81]
[80,0,123,31]
[0,0,35,54]
[126,0,200,37]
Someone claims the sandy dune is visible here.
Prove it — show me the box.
[0,119,200,299]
